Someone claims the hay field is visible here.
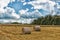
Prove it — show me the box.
[0,24,60,40]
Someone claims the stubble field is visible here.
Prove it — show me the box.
[0,24,60,40]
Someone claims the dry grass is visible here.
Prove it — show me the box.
[0,24,60,40]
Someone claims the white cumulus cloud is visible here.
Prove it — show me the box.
[19,8,29,14]
[0,0,10,8]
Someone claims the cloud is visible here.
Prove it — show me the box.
[0,0,10,8]
[0,8,5,13]
[20,0,25,2]
[27,0,56,10]
[19,8,29,14]
[35,0,49,2]
[0,0,10,14]
[19,9,43,18]
[27,1,42,9]
[0,0,34,24]
[11,13,20,19]
[0,7,20,19]
[10,0,15,2]
[23,2,27,5]
[0,0,60,24]
[50,0,60,2]
[27,0,50,9]
[48,1,56,10]
[27,0,57,15]
[0,18,34,24]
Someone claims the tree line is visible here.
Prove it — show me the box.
[31,15,60,25]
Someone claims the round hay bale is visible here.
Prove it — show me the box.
[34,25,41,31]
[22,27,31,34]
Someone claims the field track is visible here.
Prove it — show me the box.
[0,24,60,40]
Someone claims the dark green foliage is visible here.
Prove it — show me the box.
[31,15,60,25]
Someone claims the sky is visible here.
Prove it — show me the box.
[0,0,60,24]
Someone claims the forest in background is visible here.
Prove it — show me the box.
[31,15,60,25]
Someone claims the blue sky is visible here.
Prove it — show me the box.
[7,0,35,14]
[0,0,60,24]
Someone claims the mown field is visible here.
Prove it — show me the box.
[0,24,60,40]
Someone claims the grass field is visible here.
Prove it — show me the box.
[0,24,60,40]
